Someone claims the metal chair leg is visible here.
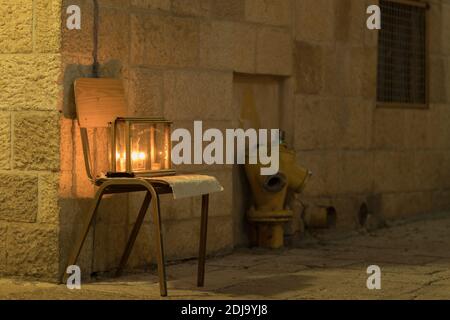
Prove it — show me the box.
[61,186,106,284]
[152,193,167,297]
[116,191,151,277]
[197,194,209,287]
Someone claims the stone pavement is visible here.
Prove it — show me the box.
[1,212,450,300]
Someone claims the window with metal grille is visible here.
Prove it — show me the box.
[377,0,428,107]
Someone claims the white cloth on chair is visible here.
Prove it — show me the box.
[148,174,223,199]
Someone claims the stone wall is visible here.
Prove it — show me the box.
[2,0,450,281]
[292,0,450,229]
[0,0,62,280]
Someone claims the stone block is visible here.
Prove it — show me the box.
[334,0,365,44]
[92,223,128,272]
[380,192,432,220]
[96,194,129,226]
[207,216,234,253]
[323,45,365,97]
[0,0,33,53]
[404,110,430,150]
[362,51,377,100]
[60,55,95,118]
[0,223,7,273]
[162,216,233,260]
[211,0,245,20]
[172,0,210,17]
[445,58,450,105]
[128,68,164,117]
[373,151,416,193]
[98,7,130,62]
[59,218,94,279]
[442,4,450,55]
[131,0,170,10]
[245,0,291,26]
[432,189,450,212]
[256,27,292,76]
[129,193,195,224]
[199,21,256,73]
[294,41,323,94]
[35,0,61,53]
[429,1,442,55]
[294,96,371,150]
[0,173,38,223]
[128,192,195,224]
[440,152,450,189]
[429,56,447,104]
[127,223,155,268]
[0,54,61,110]
[128,192,151,225]
[163,218,200,259]
[297,150,372,197]
[99,0,130,8]
[414,151,443,191]
[130,14,199,68]
[61,0,93,56]
[372,109,406,150]
[6,223,59,280]
[296,151,340,197]
[295,0,335,43]
[60,118,73,172]
[163,70,233,121]
[428,104,450,149]
[339,152,373,195]
[38,173,60,225]
[364,0,379,48]
[59,170,73,199]
[0,113,10,170]
[160,196,194,221]
[13,112,60,171]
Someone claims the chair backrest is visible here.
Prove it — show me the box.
[74,78,127,128]
[74,78,128,181]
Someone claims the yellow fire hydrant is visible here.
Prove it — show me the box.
[245,141,311,249]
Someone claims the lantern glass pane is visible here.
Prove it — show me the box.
[130,122,170,172]
[115,120,127,172]
[111,119,172,174]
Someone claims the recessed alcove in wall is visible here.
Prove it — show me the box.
[232,73,288,245]
[233,74,283,130]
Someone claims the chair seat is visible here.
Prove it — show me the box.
[95,174,223,199]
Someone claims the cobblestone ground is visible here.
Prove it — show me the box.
[1,213,450,300]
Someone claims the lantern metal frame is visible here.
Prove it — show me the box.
[109,117,176,177]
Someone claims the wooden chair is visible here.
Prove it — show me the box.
[62,78,211,297]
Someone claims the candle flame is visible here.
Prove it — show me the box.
[131,152,146,161]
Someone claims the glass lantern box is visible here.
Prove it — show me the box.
[109,117,175,177]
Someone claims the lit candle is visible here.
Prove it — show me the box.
[132,151,146,170]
